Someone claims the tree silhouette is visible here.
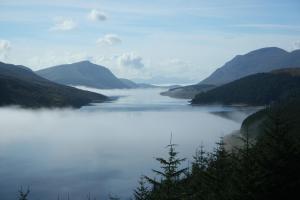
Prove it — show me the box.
[254,107,300,200]
[134,176,150,200]
[145,135,187,199]
[231,126,258,200]
[205,138,234,200]
[18,187,30,200]
[188,145,210,199]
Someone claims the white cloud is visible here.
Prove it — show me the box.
[96,34,122,46]
[0,39,11,60]
[50,18,77,31]
[117,52,144,69]
[88,9,107,21]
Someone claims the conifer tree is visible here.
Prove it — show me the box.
[205,138,233,200]
[18,187,30,200]
[188,145,210,200]
[145,136,187,200]
[254,107,300,200]
[134,176,150,200]
[231,127,258,200]
[193,145,207,172]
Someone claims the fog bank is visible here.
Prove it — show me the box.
[0,89,249,199]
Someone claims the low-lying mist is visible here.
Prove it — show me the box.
[0,89,252,199]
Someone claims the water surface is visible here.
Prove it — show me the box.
[0,88,255,199]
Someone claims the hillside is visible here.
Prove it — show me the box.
[120,78,160,89]
[241,91,300,138]
[160,84,215,99]
[191,71,300,106]
[0,62,108,108]
[201,47,300,85]
[36,61,129,89]
[271,67,300,76]
[119,78,139,88]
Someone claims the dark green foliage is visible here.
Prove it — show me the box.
[144,138,188,200]
[187,146,209,199]
[192,72,300,105]
[204,139,234,200]
[242,89,300,137]
[230,128,258,200]
[253,107,300,200]
[18,187,30,200]
[138,105,300,200]
[134,177,150,200]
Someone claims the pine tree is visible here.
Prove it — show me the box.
[254,107,300,200]
[134,176,150,200]
[231,127,258,200]
[144,136,187,200]
[18,187,30,200]
[187,145,210,199]
[193,145,207,172]
[205,138,234,200]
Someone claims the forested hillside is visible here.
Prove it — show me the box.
[191,72,300,106]
[132,104,300,200]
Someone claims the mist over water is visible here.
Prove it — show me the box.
[0,88,254,199]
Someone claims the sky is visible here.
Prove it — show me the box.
[0,0,300,84]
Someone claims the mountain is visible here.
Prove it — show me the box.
[119,78,139,88]
[191,69,300,106]
[119,78,160,89]
[132,76,195,85]
[271,67,300,76]
[161,47,300,99]
[201,47,300,85]
[0,62,108,108]
[160,84,216,99]
[36,61,129,89]
[120,78,175,89]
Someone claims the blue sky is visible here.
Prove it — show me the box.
[1,0,300,83]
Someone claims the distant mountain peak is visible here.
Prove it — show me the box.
[74,60,93,65]
[250,46,286,52]
[36,61,129,89]
[200,46,299,85]
[61,60,98,67]
[245,47,287,56]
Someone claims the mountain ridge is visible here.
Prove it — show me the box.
[200,47,300,85]
[36,61,129,89]
[161,47,300,99]
[0,62,108,108]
